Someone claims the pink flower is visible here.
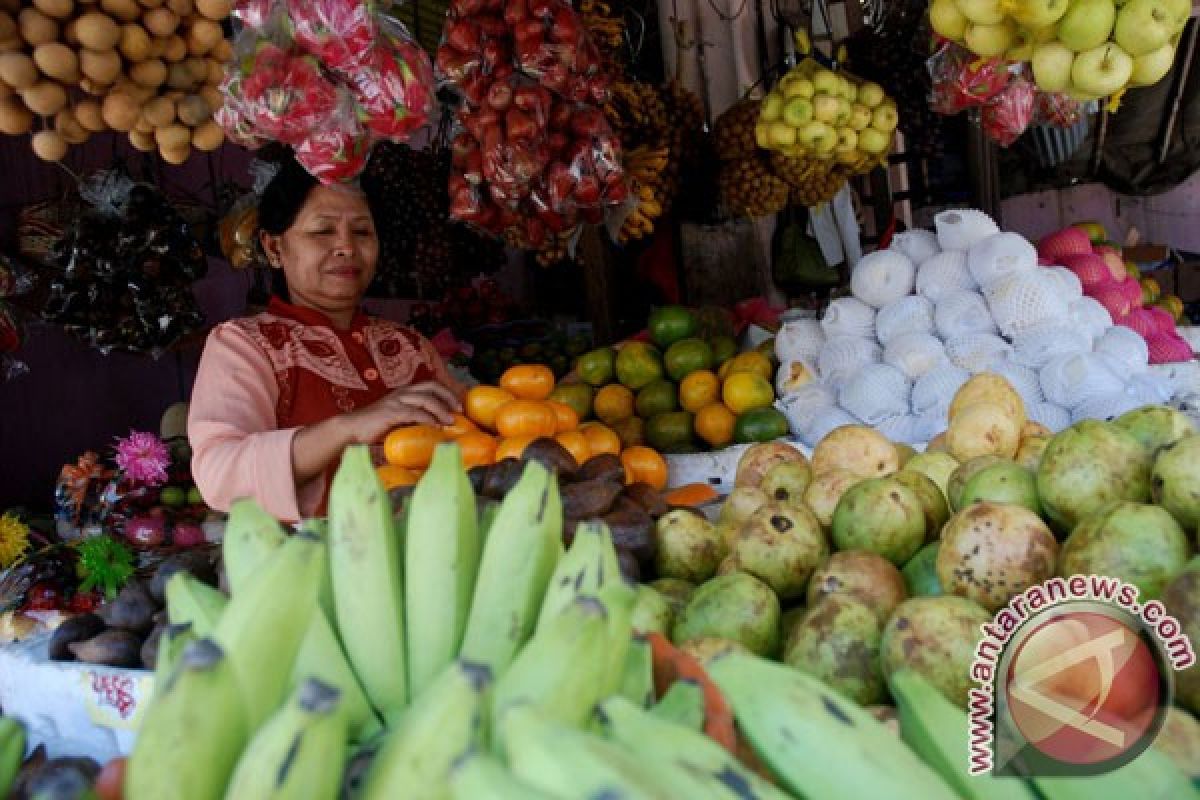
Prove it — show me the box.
[114,431,170,487]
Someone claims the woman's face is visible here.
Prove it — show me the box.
[261,185,379,316]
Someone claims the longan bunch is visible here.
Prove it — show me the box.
[713,98,760,162]
[719,154,789,218]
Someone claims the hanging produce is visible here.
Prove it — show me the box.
[713,99,789,218]
[217,0,436,183]
[0,0,233,163]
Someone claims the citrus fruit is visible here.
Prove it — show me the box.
[734,408,790,443]
[554,430,591,467]
[663,337,715,382]
[546,401,580,433]
[635,379,678,419]
[646,411,696,453]
[679,370,721,412]
[443,413,478,438]
[495,435,536,461]
[575,347,616,387]
[580,422,622,457]
[548,382,593,420]
[465,386,516,431]
[499,364,556,400]
[719,351,774,382]
[377,465,420,489]
[722,372,774,414]
[456,431,498,469]
[494,400,558,439]
[594,384,635,426]
[648,305,698,348]
[695,403,736,448]
[620,446,670,490]
[383,425,445,468]
[612,416,646,448]
[615,342,664,390]
[709,335,738,366]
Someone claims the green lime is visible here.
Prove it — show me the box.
[635,379,679,418]
[663,337,715,382]
[646,411,697,453]
[615,342,665,390]
[733,407,789,443]
[709,335,738,366]
[549,382,594,420]
[648,306,698,348]
[575,347,616,387]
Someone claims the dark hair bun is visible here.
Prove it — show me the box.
[257,149,320,236]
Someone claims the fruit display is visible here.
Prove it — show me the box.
[218,0,436,182]
[0,0,233,163]
[712,98,791,218]
[772,209,1197,447]
[929,0,1189,102]
[1037,222,1192,360]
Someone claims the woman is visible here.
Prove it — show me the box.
[188,154,462,522]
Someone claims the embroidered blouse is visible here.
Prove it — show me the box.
[188,297,461,522]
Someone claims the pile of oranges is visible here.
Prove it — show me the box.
[377,365,669,492]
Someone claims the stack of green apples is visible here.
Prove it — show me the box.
[930,0,1190,99]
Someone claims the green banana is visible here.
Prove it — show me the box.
[650,678,706,731]
[1032,747,1198,800]
[360,661,491,800]
[165,572,228,638]
[501,705,677,799]
[492,596,613,743]
[597,695,795,800]
[617,634,656,709]
[291,610,383,743]
[215,532,325,731]
[224,678,348,800]
[448,751,557,800]
[151,622,195,697]
[125,639,248,800]
[597,581,637,700]
[405,444,480,698]
[889,670,1036,800]
[0,716,25,799]
[536,520,622,632]
[478,501,501,543]
[459,461,563,677]
[297,517,334,621]
[222,497,287,595]
[328,445,408,715]
[705,651,959,800]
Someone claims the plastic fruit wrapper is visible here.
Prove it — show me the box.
[542,103,627,213]
[511,0,610,104]
[1034,91,1083,128]
[284,0,381,73]
[233,0,283,32]
[294,105,373,183]
[436,9,514,106]
[0,253,36,300]
[928,44,1012,114]
[981,74,1035,147]
[347,21,437,141]
[454,76,554,206]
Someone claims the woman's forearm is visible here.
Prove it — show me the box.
[291,414,360,486]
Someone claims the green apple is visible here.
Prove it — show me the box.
[836,146,862,165]
[848,103,872,130]
[1163,0,1191,33]
[811,69,839,95]
[953,0,1005,24]
[1032,41,1076,91]
[782,76,815,98]
[798,120,837,153]
[812,94,840,122]
[1070,42,1134,96]
[858,127,891,155]
[1007,30,1038,62]
[1007,0,1068,28]
[782,96,814,126]
[1129,41,1176,86]
[834,98,853,126]
[870,103,899,132]
[768,120,798,148]
[834,128,858,153]
[761,91,784,122]
[964,19,1016,57]
[755,120,771,148]
[857,81,886,108]
[930,0,969,40]
[1032,25,1058,43]
[841,79,858,103]
[1057,0,1115,52]
[1113,0,1175,56]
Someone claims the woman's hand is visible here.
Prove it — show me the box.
[343,382,461,445]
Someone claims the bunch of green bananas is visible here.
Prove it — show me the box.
[120,443,1196,800]
[0,716,24,798]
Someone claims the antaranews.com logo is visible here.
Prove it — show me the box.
[967,575,1195,777]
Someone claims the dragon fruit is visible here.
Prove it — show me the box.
[1062,253,1116,289]
[1038,227,1092,262]
[1148,334,1194,364]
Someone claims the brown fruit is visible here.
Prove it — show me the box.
[142,7,179,36]
[18,8,59,45]
[127,127,155,151]
[73,99,106,131]
[80,48,121,84]
[195,0,231,19]
[76,11,121,50]
[31,129,69,161]
[21,80,67,114]
[33,43,79,83]
[130,57,166,87]
[153,121,188,148]
[209,36,231,61]
[158,141,190,164]
[166,0,192,14]
[0,95,32,134]
[55,108,89,143]
[119,23,151,61]
[34,0,75,18]
[101,0,140,21]
[190,118,222,150]
[101,90,139,130]
[560,478,623,519]
[186,18,221,55]
[0,51,38,89]
[142,94,174,125]
[161,33,185,61]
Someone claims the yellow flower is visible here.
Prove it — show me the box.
[0,513,30,569]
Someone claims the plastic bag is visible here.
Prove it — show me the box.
[0,254,36,299]
[435,9,514,106]
[349,22,437,141]
[511,0,609,103]
[232,0,282,33]
[1034,91,1083,128]
[222,38,343,146]
[294,114,373,183]
[982,75,1035,147]
[928,44,1011,114]
[285,0,380,73]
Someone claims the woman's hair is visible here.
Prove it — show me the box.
[257,152,321,236]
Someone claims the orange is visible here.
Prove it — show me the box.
[620,446,669,490]
[679,370,721,412]
[555,430,591,468]
[546,400,580,433]
[465,385,516,431]
[594,384,635,426]
[495,435,535,462]
[376,464,421,489]
[722,372,774,414]
[580,422,622,457]
[456,430,498,469]
[442,412,478,438]
[494,400,559,439]
[499,364,556,400]
[612,416,646,448]
[383,425,445,469]
[695,403,736,448]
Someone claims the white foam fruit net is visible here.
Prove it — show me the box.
[934,209,1000,252]
[875,295,935,345]
[889,230,940,265]
[884,332,946,380]
[775,318,826,367]
[1011,324,1093,368]
[946,333,1013,373]
[875,413,920,444]
[1071,392,1144,424]
[913,409,948,442]
[935,291,998,338]
[967,232,1038,287]
[838,363,912,425]
[987,358,1045,407]
[916,251,976,302]
[1027,402,1071,432]
[820,297,877,339]
[851,250,916,309]
[818,335,882,385]
[1040,352,1127,409]
[1068,296,1115,340]
[982,270,1070,337]
[1045,266,1083,301]
[778,381,838,438]
[1094,326,1149,373]
[1126,372,1174,405]
[912,363,971,415]
[803,406,861,447]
